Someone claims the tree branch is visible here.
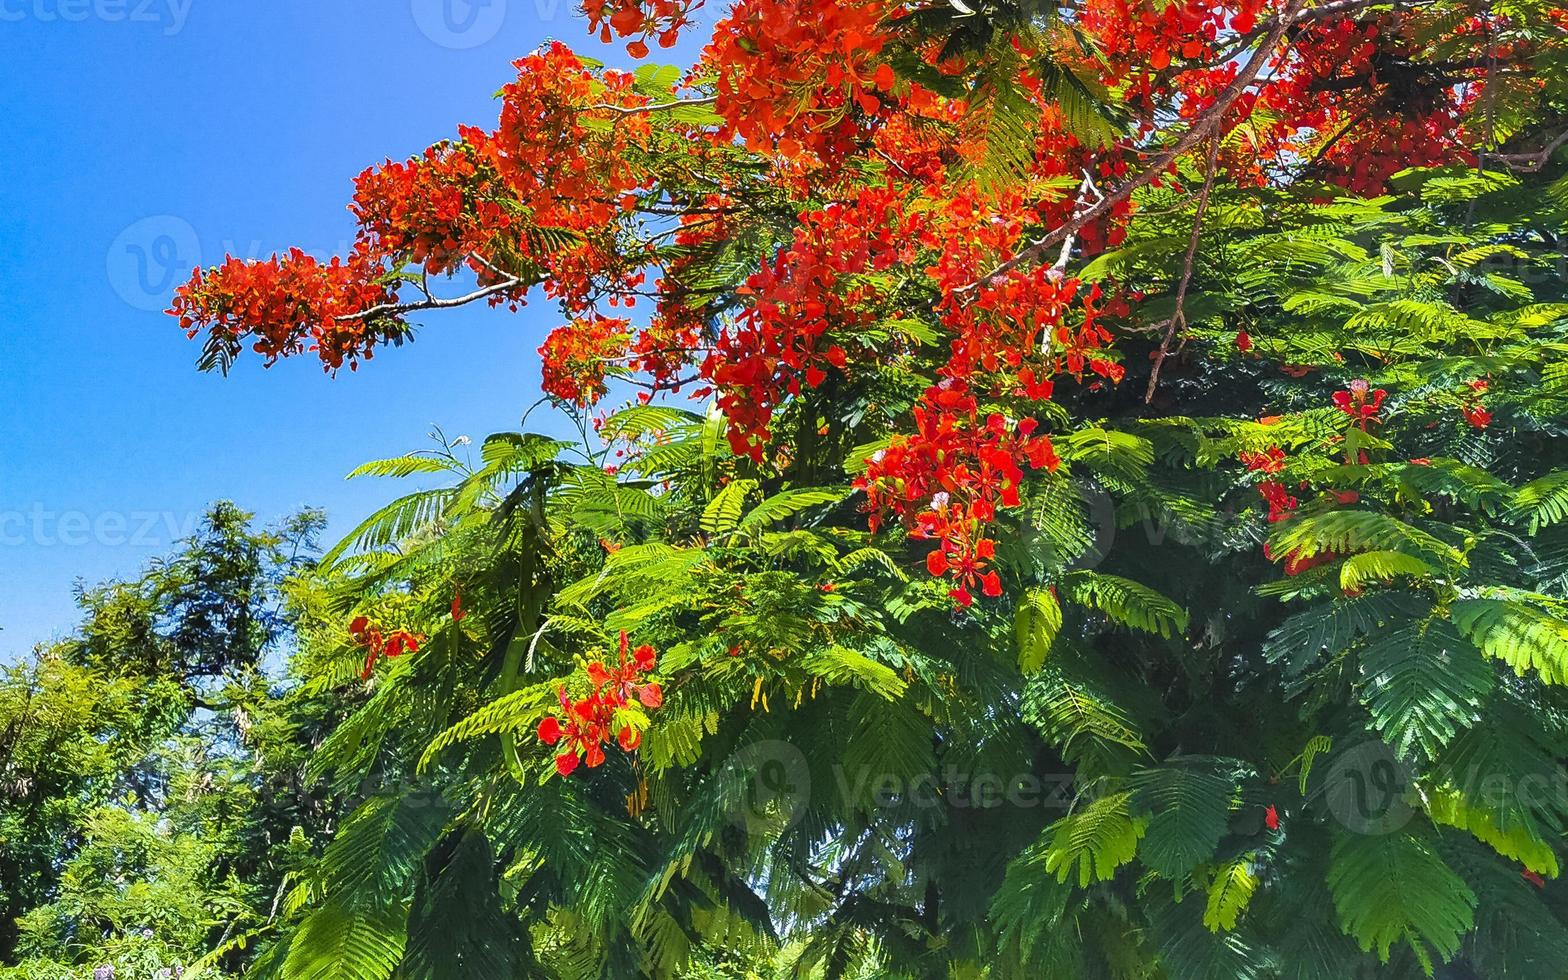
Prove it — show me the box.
[1145,133,1222,404]
[340,275,526,322]
[958,0,1309,295]
[1489,130,1568,172]
[592,95,718,116]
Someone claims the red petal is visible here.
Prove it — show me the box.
[926,549,950,576]
[981,571,1003,598]
[555,752,580,777]
[538,716,563,745]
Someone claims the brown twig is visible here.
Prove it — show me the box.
[1145,133,1222,404]
[592,95,718,116]
[340,275,526,321]
[1489,130,1568,172]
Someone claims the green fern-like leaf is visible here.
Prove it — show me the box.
[1129,757,1239,877]
[1042,791,1147,887]
[1451,596,1568,685]
[1326,827,1477,968]
[1015,586,1063,673]
[1203,858,1258,933]
[1059,571,1189,637]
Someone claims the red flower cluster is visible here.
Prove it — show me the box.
[351,133,514,280]
[537,632,664,776]
[710,186,911,458]
[858,381,1060,605]
[1242,447,1296,523]
[1333,380,1387,423]
[581,0,694,56]
[1462,378,1492,428]
[1259,15,1474,194]
[703,0,903,161]
[1079,0,1267,87]
[539,316,632,406]
[173,42,659,371]
[169,245,396,370]
[348,616,423,680]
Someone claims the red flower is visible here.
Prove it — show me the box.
[451,592,466,622]
[1264,805,1280,831]
[981,570,1003,598]
[348,616,425,679]
[927,549,950,576]
[1332,380,1386,421]
[1463,405,1492,429]
[537,632,664,776]
[1235,330,1252,352]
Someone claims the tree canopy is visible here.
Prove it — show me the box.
[9,0,1568,976]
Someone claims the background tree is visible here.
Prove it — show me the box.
[88,0,1568,975]
[0,506,335,978]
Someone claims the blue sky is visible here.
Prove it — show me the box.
[0,0,714,656]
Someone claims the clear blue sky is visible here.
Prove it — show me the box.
[0,0,714,657]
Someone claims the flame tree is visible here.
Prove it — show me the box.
[171,0,1568,976]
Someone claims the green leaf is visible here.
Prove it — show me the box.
[738,487,846,530]
[1451,597,1568,685]
[1015,586,1063,673]
[1130,757,1239,877]
[1204,859,1257,932]
[1268,510,1464,569]
[701,479,758,535]
[1512,471,1568,531]
[1326,828,1476,968]
[1059,571,1189,637]
[1358,615,1491,761]
[1043,791,1147,887]
[281,902,408,980]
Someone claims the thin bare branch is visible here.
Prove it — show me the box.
[592,95,718,116]
[341,275,525,322]
[1490,130,1568,172]
[1145,133,1221,404]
